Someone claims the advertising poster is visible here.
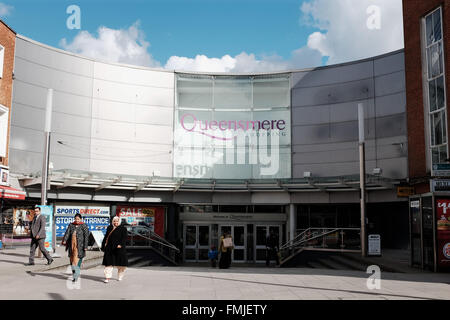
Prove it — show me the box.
[436,199,450,268]
[12,208,35,237]
[37,205,53,252]
[55,205,110,237]
[116,206,165,237]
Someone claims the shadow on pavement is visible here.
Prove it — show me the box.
[0,258,33,266]
[140,265,450,284]
[47,293,66,300]
[0,252,30,258]
[189,274,437,300]
[26,270,106,283]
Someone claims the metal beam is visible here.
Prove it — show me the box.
[96,177,122,191]
[57,175,93,189]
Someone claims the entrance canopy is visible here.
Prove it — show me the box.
[19,169,401,193]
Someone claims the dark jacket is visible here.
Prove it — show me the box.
[101,225,128,267]
[62,223,90,259]
[30,214,46,239]
[266,234,278,249]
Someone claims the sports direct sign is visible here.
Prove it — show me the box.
[55,205,110,237]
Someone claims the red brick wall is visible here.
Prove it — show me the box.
[403,0,450,189]
[0,21,15,167]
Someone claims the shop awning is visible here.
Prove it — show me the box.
[0,185,26,200]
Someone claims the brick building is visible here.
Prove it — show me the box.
[403,0,450,271]
[0,20,16,185]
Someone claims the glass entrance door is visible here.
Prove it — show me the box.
[219,225,246,263]
[183,224,210,262]
[254,225,281,263]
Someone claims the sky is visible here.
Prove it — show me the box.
[0,0,404,72]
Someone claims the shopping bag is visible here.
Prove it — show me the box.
[223,237,233,248]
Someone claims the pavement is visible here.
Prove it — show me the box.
[1,245,450,300]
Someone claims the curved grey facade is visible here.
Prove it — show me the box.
[9,35,407,182]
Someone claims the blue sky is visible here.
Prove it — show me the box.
[0,0,404,72]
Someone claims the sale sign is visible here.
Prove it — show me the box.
[436,199,450,269]
[116,206,165,237]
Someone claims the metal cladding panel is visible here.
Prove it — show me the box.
[92,78,174,107]
[89,159,172,177]
[291,60,373,88]
[373,51,405,77]
[9,149,43,175]
[12,37,176,178]
[374,71,406,97]
[93,61,174,88]
[291,51,407,179]
[15,38,94,77]
[14,57,94,97]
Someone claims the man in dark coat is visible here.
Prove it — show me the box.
[266,230,280,267]
[25,206,53,266]
[101,216,128,283]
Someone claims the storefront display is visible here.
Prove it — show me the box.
[436,199,450,269]
[116,206,165,237]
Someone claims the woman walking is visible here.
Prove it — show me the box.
[62,213,90,282]
[101,216,128,283]
[218,232,233,269]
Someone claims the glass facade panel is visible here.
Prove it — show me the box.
[433,9,442,42]
[174,73,291,179]
[186,226,196,246]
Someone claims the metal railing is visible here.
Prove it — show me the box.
[125,225,180,263]
[280,227,361,261]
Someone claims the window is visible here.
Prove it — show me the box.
[0,104,9,158]
[423,7,448,165]
[0,45,4,78]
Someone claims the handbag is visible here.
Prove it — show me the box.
[223,237,233,248]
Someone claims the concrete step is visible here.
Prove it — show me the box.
[328,255,367,271]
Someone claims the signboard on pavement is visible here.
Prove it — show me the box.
[37,205,53,253]
[368,234,381,256]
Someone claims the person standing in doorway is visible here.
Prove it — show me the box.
[219,232,233,269]
[62,213,90,282]
[101,216,128,283]
[25,206,53,266]
[266,230,280,267]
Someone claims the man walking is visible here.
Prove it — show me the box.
[25,206,53,266]
[266,230,280,267]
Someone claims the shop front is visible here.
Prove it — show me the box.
[410,191,450,272]
[180,209,286,264]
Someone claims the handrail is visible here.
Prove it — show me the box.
[280,227,361,255]
[125,225,180,252]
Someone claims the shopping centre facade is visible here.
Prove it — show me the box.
[0,0,448,270]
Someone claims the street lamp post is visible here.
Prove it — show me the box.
[358,103,367,257]
[41,88,52,206]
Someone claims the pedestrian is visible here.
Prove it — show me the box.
[61,213,90,282]
[101,216,128,283]
[218,232,233,269]
[266,230,280,267]
[208,245,218,268]
[25,206,53,266]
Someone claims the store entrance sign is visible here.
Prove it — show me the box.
[432,164,450,177]
[431,180,450,192]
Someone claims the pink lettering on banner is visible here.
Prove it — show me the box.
[179,113,286,141]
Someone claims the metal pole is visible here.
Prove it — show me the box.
[41,88,53,206]
[358,103,367,257]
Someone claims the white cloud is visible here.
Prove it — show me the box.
[59,1,404,73]
[300,0,404,65]
[0,3,13,17]
[60,21,161,68]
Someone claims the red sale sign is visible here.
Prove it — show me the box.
[116,206,165,237]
